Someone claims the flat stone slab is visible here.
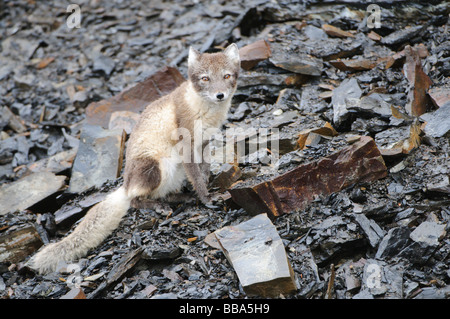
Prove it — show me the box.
[239,39,271,70]
[410,221,446,247]
[0,172,66,215]
[214,214,297,297]
[68,124,126,194]
[85,66,184,128]
[422,101,450,138]
[0,226,43,263]
[229,136,387,218]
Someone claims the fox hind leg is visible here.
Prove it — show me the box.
[123,157,162,199]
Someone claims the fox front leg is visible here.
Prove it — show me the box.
[183,162,212,205]
[200,142,211,185]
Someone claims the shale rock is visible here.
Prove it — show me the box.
[229,136,387,218]
[85,67,184,128]
[239,39,271,70]
[214,214,297,297]
[0,172,66,215]
[422,101,450,138]
[331,78,362,129]
[353,213,386,248]
[0,226,43,263]
[68,124,126,194]
[355,259,404,299]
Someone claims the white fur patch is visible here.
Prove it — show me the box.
[107,187,130,211]
[188,47,201,69]
[151,156,186,198]
[184,82,231,129]
[224,43,240,65]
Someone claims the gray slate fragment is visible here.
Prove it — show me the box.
[270,51,323,76]
[308,215,365,265]
[142,245,183,261]
[288,241,321,298]
[68,124,125,194]
[93,55,115,76]
[0,172,66,215]
[410,221,446,247]
[0,135,25,165]
[229,102,250,121]
[1,37,40,60]
[413,286,450,299]
[127,37,154,47]
[0,106,26,133]
[381,25,424,46]
[422,101,450,138]
[54,191,107,227]
[394,208,415,222]
[352,289,374,299]
[348,93,393,118]
[332,78,362,128]
[396,221,446,265]
[356,259,403,299]
[72,91,90,108]
[214,213,297,297]
[353,213,386,248]
[375,226,411,260]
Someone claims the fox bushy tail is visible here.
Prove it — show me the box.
[30,187,130,274]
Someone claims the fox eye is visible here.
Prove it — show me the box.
[201,76,209,82]
[224,74,231,79]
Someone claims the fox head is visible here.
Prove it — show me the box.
[188,43,240,104]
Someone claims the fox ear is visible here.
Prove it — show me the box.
[224,43,240,65]
[188,47,201,68]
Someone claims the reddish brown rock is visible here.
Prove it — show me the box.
[239,39,271,70]
[385,43,428,69]
[403,45,433,117]
[0,226,43,263]
[85,66,184,128]
[229,136,387,218]
[367,31,382,41]
[322,24,355,38]
[297,122,338,150]
[35,56,55,70]
[212,163,242,191]
[329,58,378,72]
[428,85,450,108]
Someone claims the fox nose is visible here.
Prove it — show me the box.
[216,93,225,100]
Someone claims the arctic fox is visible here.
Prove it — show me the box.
[30,43,240,274]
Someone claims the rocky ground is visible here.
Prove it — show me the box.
[0,0,449,299]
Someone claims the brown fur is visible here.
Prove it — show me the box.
[123,157,161,196]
